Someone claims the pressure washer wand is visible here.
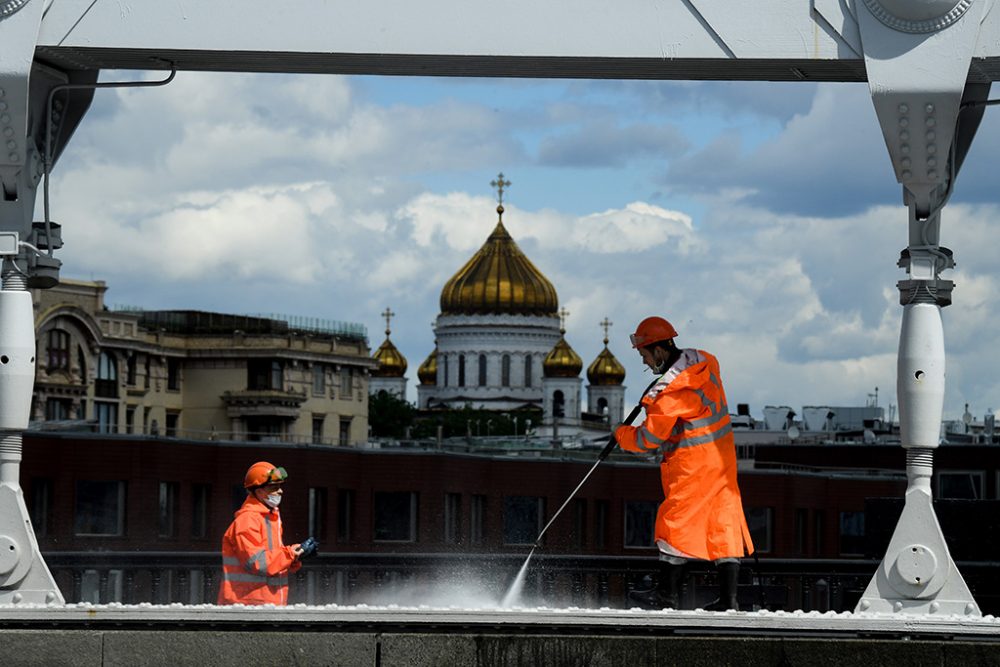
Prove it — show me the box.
[531,378,657,549]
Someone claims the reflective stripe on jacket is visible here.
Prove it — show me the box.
[217,494,301,605]
[615,349,754,561]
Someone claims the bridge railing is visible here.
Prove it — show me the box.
[40,551,1000,613]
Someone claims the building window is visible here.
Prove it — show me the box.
[340,367,352,396]
[46,329,70,371]
[95,401,118,434]
[248,359,284,390]
[445,492,462,545]
[443,356,449,387]
[339,418,351,446]
[814,510,825,556]
[45,398,71,421]
[312,416,325,443]
[503,495,544,546]
[524,355,533,388]
[191,483,210,539]
[96,351,118,398]
[245,416,283,442]
[458,354,466,387]
[502,354,511,387]
[337,489,355,543]
[839,511,865,556]
[594,499,609,550]
[552,390,566,418]
[76,346,87,385]
[166,358,181,391]
[126,354,137,386]
[794,508,808,556]
[29,478,52,538]
[158,481,179,538]
[747,507,774,554]
[373,491,418,542]
[232,485,248,512]
[144,355,151,389]
[165,411,180,437]
[125,406,136,434]
[313,365,326,396]
[572,498,587,550]
[477,354,487,387]
[74,480,126,536]
[938,471,984,500]
[308,487,328,541]
[470,494,487,545]
[624,500,657,549]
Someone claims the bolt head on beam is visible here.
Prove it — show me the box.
[863,0,973,33]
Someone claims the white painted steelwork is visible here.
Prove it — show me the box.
[0,0,997,615]
[1,602,1000,637]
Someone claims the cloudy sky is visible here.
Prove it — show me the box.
[44,71,1000,422]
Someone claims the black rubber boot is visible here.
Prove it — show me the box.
[628,562,684,609]
[703,561,739,611]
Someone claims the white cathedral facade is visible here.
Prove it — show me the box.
[370,179,627,440]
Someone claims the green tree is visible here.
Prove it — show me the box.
[368,390,416,438]
[412,405,542,439]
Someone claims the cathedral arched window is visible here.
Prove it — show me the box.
[524,355,533,388]
[597,397,608,414]
[458,355,466,387]
[501,354,511,387]
[478,354,487,387]
[443,355,449,387]
[553,390,565,418]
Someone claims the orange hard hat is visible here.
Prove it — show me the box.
[243,461,288,489]
[629,316,678,348]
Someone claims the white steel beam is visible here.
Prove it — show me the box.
[0,0,996,617]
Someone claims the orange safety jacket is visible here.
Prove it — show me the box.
[615,349,754,561]
[217,494,301,605]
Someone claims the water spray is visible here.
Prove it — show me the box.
[500,377,659,607]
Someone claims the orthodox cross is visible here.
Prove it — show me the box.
[599,317,613,344]
[382,307,395,336]
[491,172,511,205]
[558,307,570,332]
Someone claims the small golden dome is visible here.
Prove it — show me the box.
[417,344,437,385]
[587,344,626,386]
[543,333,583,378]
[372,337,407,377]
[373,308,407,378]
[440,206,558,316]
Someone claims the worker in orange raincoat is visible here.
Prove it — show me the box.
[615,317,754,611]
[218,461,303,605]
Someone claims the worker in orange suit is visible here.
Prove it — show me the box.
[218,461,303,605]
[615,317,754,611]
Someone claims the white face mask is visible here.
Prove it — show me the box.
[265,493,282,508]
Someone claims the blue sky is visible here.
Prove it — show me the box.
[45,71,1000,423]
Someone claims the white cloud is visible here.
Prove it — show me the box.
[39,74,1000,422]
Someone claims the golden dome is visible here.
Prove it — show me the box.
[417,344,437,385]
[440,206,558,316]
[372,335,407,378]
[543,333,583,378]
[587,343,626,386]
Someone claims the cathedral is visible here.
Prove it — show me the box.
[370,175,627,440]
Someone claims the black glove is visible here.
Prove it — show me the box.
[299,536,319,559]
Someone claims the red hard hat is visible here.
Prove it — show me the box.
[243,461,288,489]
[629,316,678,349]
